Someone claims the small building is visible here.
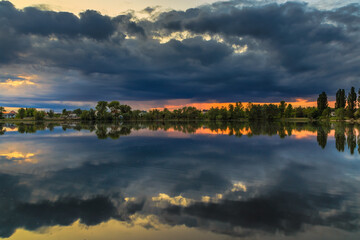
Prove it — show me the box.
[139,111,147,116]
[68,113,78,118]
[3,111,17,119]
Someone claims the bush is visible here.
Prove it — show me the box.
[34,111,45,121]
[335,108,345,120]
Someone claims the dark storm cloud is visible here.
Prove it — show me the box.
[0,171,144,238]
[155,1,355,74]
[0,1,359,103]
[161,163,360,236]
[163,191,358,236]
[0,1,115,39]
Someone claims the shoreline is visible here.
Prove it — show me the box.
[1,118,359,124]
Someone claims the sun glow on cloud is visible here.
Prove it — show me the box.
[0,152,38,164]
[152,193,193,207]
[231,182,247,192]
[153,31,247,54]
[0,78,36,87]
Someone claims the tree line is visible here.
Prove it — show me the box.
[1,87,360,121]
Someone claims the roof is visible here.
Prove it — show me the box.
[3,111,17,115]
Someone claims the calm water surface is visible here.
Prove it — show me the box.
[0,122,360,239]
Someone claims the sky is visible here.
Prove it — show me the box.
[0,0,359,110]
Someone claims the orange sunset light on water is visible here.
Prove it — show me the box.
[155,98,336,111]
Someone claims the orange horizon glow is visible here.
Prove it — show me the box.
[153,98,336,111]
[1,98,336,112]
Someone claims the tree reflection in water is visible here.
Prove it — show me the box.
[2,121,360,154]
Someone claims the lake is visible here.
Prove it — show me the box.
[0,121,359,239]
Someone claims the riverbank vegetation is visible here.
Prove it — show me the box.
[1,87,360,122]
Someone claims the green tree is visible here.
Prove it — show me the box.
[347,87,357,118]
[108,101,121,119]
[335,89,346,109]
[119,104,131,114]
[89,108,96,120]
[295,107,304,118]
[47,110,54,118]
[73,108,82,116]
[335,108,345,120]
[96,101,108,119]
[322,108,331,118]
[17,108,26,119]
[80,110,90,120]
[26,108,36,117]
[284,104,293,118]
[34,111,45,121]
[279,101,287,118]
[62,109,68,117]
[0,107,4,119]
[317,92,328,114]
[304,107,319,120]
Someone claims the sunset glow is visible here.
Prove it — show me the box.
[154,99,336,111]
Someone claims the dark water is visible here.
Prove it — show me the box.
[0,121,360,240]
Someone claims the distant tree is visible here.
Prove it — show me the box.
[335,89,346,109]
[304,107,319,120]
[89,108,96,120]
[347,87,357,118]
[119,104,131,114]
[80,110,90,120]
[317,92,328,114]
[279,101,287,118]
[26,108,36,117]
[0,107,4,119]
[284,104,293,118]
[73,108,82,116]
[96,101,109,120]
[17,108,26,119]
[335,108,345,120]
[322,108,331,118]
[62,109,68,116]
[34,111,45,121]
[108,101,121,119]
[295,107,304,118]
[47,110,54,118]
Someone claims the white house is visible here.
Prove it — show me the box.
[3,111,17,119]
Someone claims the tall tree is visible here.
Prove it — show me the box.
[279,101,287,118]
[96,101,108,119]
[17,108,26,119]
[285,104,293,118]
[0,107,5,119]
[335,89,346,109]
[108,101,121,119]
[347,87,357,118]
[317,92,328,113]
[47,110,55,118]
